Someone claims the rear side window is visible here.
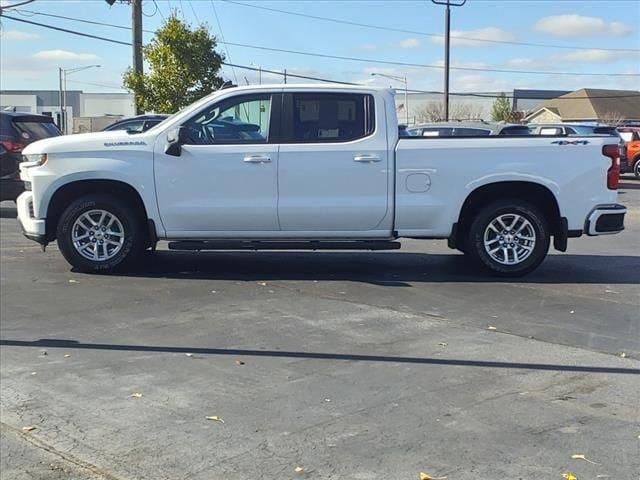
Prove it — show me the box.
[499,126,531,136]
[452,127,491,136]
[12,120,61,141]
[109,120,145,132]
[539,127,562,136]
[420,127,454,137]
[283,93,374,143]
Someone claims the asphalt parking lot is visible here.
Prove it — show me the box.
[1,179,638,480]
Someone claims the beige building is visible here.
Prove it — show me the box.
[525,88,640,124]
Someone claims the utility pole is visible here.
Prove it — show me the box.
[431,0,466,122]
[132,0,143,114]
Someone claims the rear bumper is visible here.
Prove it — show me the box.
[16,191,47,244]
[585,204,626,236]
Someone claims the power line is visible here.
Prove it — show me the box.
[209,0,237,83]
[9,10,638,78]
[0,0,35,11]
[3,12,640,100]
[211,40,640,77]
[221,0,640,53]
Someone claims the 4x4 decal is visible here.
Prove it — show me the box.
[551,140,590,145]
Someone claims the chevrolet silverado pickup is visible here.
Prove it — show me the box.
[17,84,626,276]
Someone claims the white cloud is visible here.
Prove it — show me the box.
[534,15,632,38]
[560,49,621,63]
[0,30,39,41]
[399,38,421,49]
[32,50,99,61]
[430,27,515,47]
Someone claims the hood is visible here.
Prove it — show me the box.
[22,130,154,155]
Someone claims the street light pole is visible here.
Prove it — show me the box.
[431,0,466,122]
[370,72,409,125]
[60,65,101,134]
[58,67,64,131]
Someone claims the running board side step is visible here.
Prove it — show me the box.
[167,240,401,251]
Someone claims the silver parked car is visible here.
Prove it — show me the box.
[407,121,531,137]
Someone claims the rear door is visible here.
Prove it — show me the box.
[276,92,390,234]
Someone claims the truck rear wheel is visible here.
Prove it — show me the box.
[466,199,550,277]
[56,194,144,273]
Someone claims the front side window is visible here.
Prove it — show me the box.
[285,93,374,143]
[183,94,271,145]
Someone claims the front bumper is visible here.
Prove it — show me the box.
[16,191,47,244]
[585,204,626,236]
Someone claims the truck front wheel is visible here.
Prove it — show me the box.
[466,199,550,277]
[56,194,144,273]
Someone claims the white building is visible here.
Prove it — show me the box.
[0,90,135,133]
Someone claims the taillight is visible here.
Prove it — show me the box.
[602,144,620,190]
[0,140,26,152]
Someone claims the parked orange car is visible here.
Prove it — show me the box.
[618,127,640,177]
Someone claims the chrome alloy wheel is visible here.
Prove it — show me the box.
[71,209,125,261]
[483,213,536,266]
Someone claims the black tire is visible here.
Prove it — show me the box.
[56,194,144,273]
[465,199,550,277]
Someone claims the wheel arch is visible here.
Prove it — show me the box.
[45,179,150,243]
[452,181,562,251]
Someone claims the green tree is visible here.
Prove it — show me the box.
[123,15,225,113]
[490,92,512,122]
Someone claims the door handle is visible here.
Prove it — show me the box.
[353,154,382,163]
[243,154,271,164]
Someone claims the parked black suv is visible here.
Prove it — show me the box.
[1,112,61,201]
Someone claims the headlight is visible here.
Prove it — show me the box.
[22,153,48,166]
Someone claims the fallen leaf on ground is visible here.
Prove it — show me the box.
[130,392,143,399]
[438,342,448,347]
[257,282,267,286]
[63,354,71,358]
[420,472,447,480]
[234,359,245,365]
[294,466,304,474]
[620,352,627,358]
[206,416,224,423]
[185,353,194,357]
[570,310,575,314]
[571,454,599,464]
[68,279,79,284]
[31,372,36,376]
[22,426,36,432]
[324,398,331,402]
[487,326,497,330]
[40,350,47,356]
[562,473,578,480]
[211,290,217,294]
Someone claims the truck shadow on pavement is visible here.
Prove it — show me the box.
[1,338,638,375]
[121,250,640,285]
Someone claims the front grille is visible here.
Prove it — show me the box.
[595,213,624,233]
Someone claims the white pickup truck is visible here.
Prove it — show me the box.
[17,84,626,276]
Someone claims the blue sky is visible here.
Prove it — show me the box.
[1,0,639,94]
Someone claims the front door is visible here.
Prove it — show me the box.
[154,93,279,236]
[276,92,390,234]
